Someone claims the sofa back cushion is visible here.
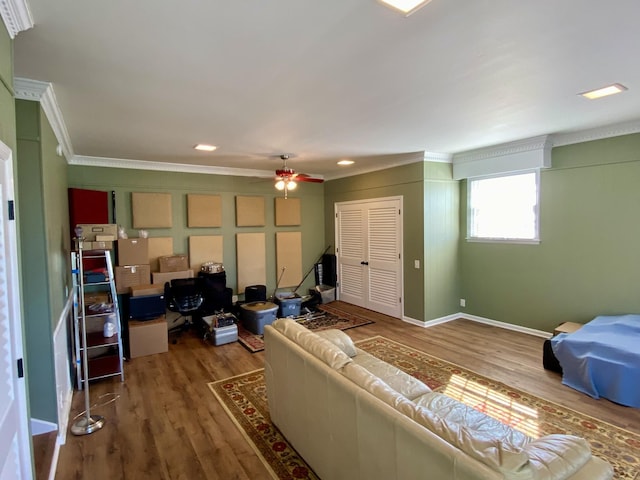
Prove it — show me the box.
[412,392,532,477]
[272,318,353,369]
[315,329,358,357]
[341,362,416,411]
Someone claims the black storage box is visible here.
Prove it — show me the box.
[542,339,563,373]
[129,294,166,321]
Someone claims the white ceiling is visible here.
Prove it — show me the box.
[11,0,640,179]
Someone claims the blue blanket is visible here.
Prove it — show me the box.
[551,314,640,408]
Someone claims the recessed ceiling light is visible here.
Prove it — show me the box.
[194,144,217,152]
[580,83,627,100]
[337,159,355,166]
[378,0,432,16]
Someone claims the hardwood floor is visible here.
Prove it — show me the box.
[50,309,640,479]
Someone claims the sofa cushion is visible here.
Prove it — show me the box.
[315,329,357,357]
[352,349,431,400]
[272,318,353,369]
[411,392,532,477]
[341,362,416,411]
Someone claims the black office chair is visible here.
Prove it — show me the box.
[165,277,204,341]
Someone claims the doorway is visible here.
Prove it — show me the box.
[335,196,403,318]
[0,140,33,478]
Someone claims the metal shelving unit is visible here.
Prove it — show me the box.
[71,245,125,389]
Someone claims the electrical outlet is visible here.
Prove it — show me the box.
[414,260,420,269]
[460,298,466,307]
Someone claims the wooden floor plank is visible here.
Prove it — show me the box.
[51,307,640,479]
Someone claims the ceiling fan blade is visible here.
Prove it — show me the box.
[295,174,324,183]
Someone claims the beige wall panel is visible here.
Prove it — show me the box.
[236,195,265,226]
[275,197,301,226]
[148,237,174,272]
[276,231,303,288]
[236,233,266,293]
[188,194,222,227]
[189,235,223,271]
[132,192,172,228]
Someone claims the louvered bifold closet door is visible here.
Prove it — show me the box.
[366,200,402,317]
[336,205,367,308]
[336,197,403,318]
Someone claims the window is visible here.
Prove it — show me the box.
[468,171,540,243]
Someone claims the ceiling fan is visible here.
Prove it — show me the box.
[275,154,323,198]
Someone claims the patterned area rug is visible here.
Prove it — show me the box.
[209,336,640,480]
[236,301,375,353]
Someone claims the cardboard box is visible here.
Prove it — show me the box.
[115,264,151,294]
[117,238,149,266]
[158,254,189,273]
[553,322,583,336]
[152,270,194,285]
[76,224,118,242]
[130,283,165,297]
[91,240,114,250]
[128,317,168,358]
[96,234,116,242]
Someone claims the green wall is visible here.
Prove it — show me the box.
[67,166,325,295]
[16,99,67,423]
[0,23,15,152]
[460,133,640,332]
[423,162,460,321]
[324,159,459,322]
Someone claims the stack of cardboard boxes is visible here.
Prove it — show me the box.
[115,238,151,294]
[77,223,118,250]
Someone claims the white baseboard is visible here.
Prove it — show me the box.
[460,313,552,338]
[30,418,57,435]
[403,311,552,339]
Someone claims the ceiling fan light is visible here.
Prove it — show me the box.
[287,180,297,190]
[275,180,286,190]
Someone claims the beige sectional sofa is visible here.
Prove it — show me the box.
[264,319,613,480]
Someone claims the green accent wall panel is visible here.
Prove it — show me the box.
[68,165,325,296]
[324,160,460,322]
[460,134,640,333]
[16,99,58,423]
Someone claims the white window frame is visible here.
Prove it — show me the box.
[466,170,541,244]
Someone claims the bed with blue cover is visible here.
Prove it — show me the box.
[550,314,640,408]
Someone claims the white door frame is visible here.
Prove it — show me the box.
[0,140,34,479]
[334,195,404,318]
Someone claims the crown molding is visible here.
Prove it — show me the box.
[325,151,424,180]
[69,155,276,178]
[423,151,452,163]
[14,78,75,160]
[0,0,33,38]
[551,119,640,147]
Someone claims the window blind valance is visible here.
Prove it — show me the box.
[452,135,551,180]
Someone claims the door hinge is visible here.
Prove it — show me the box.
[8,200,15,220]
[17,358,24,378]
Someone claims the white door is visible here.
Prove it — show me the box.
[0,141,33,480]
[336,197,403,318]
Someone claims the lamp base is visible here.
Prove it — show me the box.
[71,415,105,436]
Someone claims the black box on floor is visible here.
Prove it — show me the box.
[542,339,563,373]
[129,294,166,321]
